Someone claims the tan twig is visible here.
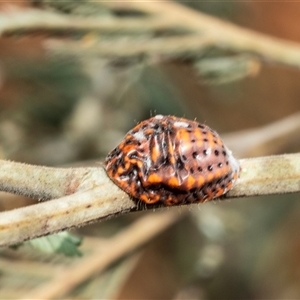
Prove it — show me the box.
[44,35,213,60]
[0,167,134,246]
[2,2,300,69]
[224,112,300,157]
[228,154,300,199]
[22,209,184,299]
[105,0,300,66]
[0,8,177,35]
[0,160,92,200]
[0,153,300,247]
[44,0,300,69]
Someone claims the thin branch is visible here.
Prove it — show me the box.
[224,112,300,157]
[0,160,91,200]
[44,35,213,60]
[0,8,177,35]
[228,154,300,198]
[43,1,300,69]
[0,153,300,247]
[0,167,135,246]
[105,0,300,67]
[2,4,300,69]
[22,209,185,300]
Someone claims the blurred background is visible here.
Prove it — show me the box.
[0,1,300,299]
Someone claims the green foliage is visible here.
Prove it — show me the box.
[26,232,82,257]
[33,0,111,16]
[195,55,259,85]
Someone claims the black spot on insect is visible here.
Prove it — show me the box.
[197,166,203,172]
[198,124,205,129]
[216,178,222,185]
[208,165,213,171]
[111,147,121,156]
[111,163,118,174]
[176,158,185,170]
[218,162,223,168]
[203,149,208,155]
[153,123,160,130]
[166,128,174,135]
[125,139,133,145]
[214,150,219,156]
[144,133,151,140]
[120,160,126,169]
[126,175,133,184]
[190,168,194,174]
[164,156,172,165]
[182,155,187,161]
[192,151,198,159]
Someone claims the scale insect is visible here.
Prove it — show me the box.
[105,115,240,206]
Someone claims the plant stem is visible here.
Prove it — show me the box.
[0,160,91,200]
[0,153,299,246]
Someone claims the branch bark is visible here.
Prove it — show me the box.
[0,153,300,247]
[0,160,90,200]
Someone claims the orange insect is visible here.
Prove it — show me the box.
[105,115,240,206]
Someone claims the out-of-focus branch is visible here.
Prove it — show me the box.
[105,0,300,68]
[45,28,300,69]
[2,2,300,69]
[0,153,300,246]
[224,112,300,157]
[44,35,213,60]
[22,209,185,300]
[0,9,176,35]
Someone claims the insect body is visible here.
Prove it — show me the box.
[105,115,240,206]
